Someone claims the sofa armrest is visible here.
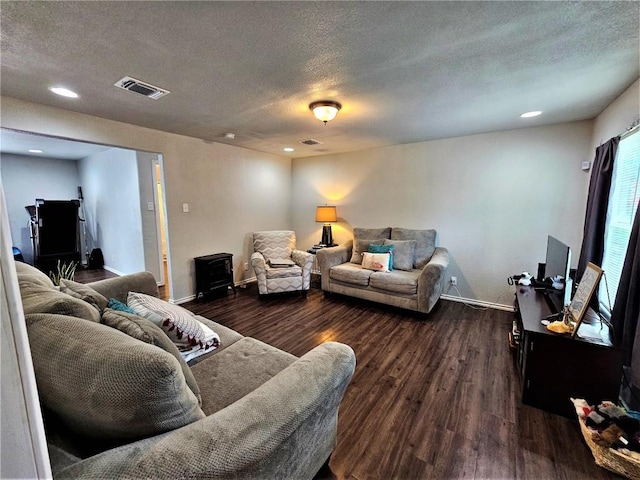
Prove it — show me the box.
[292,249,314,290]
[55,342,356,480]
[417,247,450,314]
[316,241,353,291]
[88,271,159,302]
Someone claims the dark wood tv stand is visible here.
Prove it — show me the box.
[513,286,623,418]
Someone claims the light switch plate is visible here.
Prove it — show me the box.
[147,202,154,211]
[182,203,189,213]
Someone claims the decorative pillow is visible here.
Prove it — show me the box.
[107,297,137,314]
[127,292,219,351]
[383,239,416,271]
[25,313,205,441]
[368,244,394,271]
[350,227,391,264]
[101,308,201,404]
[391,228,437,268]
[361,252,391,272]
[59,279,108,312]
[19,282,100,323]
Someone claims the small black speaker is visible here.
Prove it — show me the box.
[537,262,546,281]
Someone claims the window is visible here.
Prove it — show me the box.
[599,130,640,314]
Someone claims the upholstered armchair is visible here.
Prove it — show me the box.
[251,230,314,295]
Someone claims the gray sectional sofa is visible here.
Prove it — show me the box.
[15,260,355,479]
[316,227,450,314]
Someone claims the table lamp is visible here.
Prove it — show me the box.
[316,205,337,246]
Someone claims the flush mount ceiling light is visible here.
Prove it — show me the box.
[49,87,79,98]
[283,147,294,152]
[520,110,542,118]
[309,100,342,125]
[28,149,43,153]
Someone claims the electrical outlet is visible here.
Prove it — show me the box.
[450,276,457,286]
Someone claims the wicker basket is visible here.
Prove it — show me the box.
[579,417,640,479]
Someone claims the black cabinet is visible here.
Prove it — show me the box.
[194,253,236,299]
[513,286,623,418]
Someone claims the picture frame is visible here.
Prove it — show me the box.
[569,262,603,338]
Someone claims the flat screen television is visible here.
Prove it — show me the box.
[543,235,572,314]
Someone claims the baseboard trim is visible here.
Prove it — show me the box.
[441,294,514,312]
[171,278,256,305]
[103,265,126,277]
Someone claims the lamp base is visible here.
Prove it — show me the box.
[321,225,334,246]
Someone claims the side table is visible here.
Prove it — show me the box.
[194,253,236,299]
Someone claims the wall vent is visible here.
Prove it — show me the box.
[114,76,170,100]
[300,139,322,145]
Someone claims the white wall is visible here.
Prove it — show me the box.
[592,78,639,148]
[291,121,594,306]
[0,96,292,302]
[78,148,145,275]
[0,153,80,265]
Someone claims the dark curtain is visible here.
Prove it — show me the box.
[612,200,640,373]
[577,137,620,280]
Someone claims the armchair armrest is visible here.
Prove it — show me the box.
[88,271,159,303]
[250,252,268,294]
[316,241,353,291]
[56,342,356,480]
[292,249,314,290]
[417,247,450,314]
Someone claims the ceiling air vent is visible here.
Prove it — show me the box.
[114,76,170,100]
[300,139,322,145]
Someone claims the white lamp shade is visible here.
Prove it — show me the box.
[313,105,339,122]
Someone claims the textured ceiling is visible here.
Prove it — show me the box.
[1,1,638,158]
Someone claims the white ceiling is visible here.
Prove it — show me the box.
[1,1,638,159]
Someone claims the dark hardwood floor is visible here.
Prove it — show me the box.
[71,267,616,479]
[182,285,618,480]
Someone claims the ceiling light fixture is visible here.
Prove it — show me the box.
[520,110,542,118]
[283,147,294,152]
[49,87,79,98]
[309,100,342,125]
[28,149,43,153]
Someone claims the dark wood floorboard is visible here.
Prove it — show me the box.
[182,285,620,480]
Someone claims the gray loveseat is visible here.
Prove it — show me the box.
[316,227,450,315]
[15,261,355,479]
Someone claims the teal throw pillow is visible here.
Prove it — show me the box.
[108,298,137,315]
[368,244,394,271]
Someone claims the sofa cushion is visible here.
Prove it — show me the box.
[349,228,391,264]
[15,260,54,288]
[127,292,219,351]
[391,228,436,268]
[383,239,416,271]
[25,313,205,441]
[370,269,420,295]
[190,337,297,415]
[60,279,109,312]
[19,282,101,323]
[330,263,373,286]
[361,252,391,272]
[101,308,201,404]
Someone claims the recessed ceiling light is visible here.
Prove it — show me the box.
[28,149,43,153]
[283,147,294,152]
[49,87,79,98]
[520,111,542,118]
[224,133,235,139]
